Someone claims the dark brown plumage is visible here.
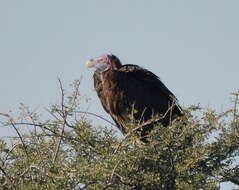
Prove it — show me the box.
[87,54,182,141]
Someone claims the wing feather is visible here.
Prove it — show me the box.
[93,65,181,134]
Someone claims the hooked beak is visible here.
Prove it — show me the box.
[85,59,97,68]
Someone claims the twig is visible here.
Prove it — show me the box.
[0,113,29,158]
[11,121,29,158]
[58,77,65,113]
[45,107,61,121]
[232,91,239,125]
[2,122,57,135]
[2,143,20,167]
[52,78,66,163]
[113,103,179,154]
[0,166,16,190]
[0,113,10,118]
[109,159,122,182]
[75,110,116,127]
[69,80,81,110]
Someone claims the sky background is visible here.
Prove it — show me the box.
[0,1,238,189]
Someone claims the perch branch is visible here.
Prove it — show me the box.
[52,78,66,163]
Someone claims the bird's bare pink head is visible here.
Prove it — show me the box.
[95,54,112,71]
[86,54,122,72]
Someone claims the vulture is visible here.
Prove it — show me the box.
[86,54,182,141]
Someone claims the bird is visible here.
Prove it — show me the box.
[85,54,182,142]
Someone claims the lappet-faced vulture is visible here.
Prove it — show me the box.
[86,54,182,141]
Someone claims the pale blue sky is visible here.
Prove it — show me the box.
[0,1,238,188]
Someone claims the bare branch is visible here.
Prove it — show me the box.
[75,110,117,127]
[0,166,16,190]
[58,77,65,114]
[109,159,122,182]
[10,121,29,158]
[53,78,67,163]
[0,113,29,158]
[2,143,20,167]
